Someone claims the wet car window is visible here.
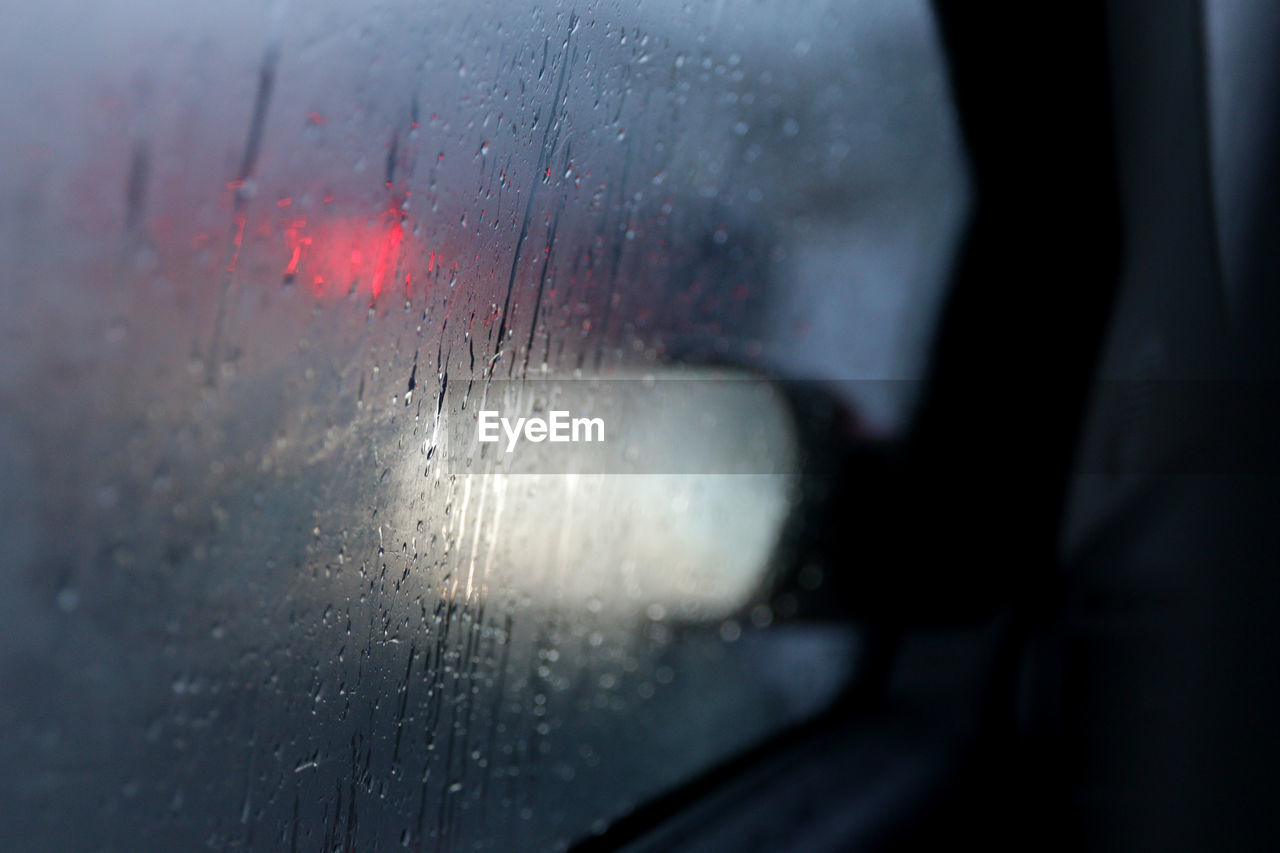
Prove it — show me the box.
[0,0,967,849]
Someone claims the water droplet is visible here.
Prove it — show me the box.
[56,587,79,613]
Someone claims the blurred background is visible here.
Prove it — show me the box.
[2,0,1279,850]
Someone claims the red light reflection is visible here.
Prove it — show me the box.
[280,201,412,302]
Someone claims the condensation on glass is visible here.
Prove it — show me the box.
[0,0,967,848]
